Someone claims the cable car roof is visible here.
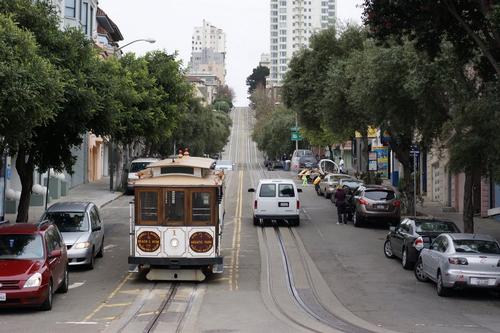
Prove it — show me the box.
[134,174,223,187]
[147,156,215,170]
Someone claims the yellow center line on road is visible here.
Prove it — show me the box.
[229,170,243,291]
[82,272,132,322]
[102,302,132,308]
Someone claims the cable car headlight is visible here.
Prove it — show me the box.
[170,238,179,248]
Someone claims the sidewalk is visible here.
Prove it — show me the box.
[417,200,500,242]
[5,177,123,223]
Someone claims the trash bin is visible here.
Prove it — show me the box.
[284,160,291,171]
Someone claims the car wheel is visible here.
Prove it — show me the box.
[353,213,363,227]
[325,193,331,199]
[414,258,429,282]
[401,248,413,269]
[436,271,450,297]
[57,268,69,294]
[88,248,95,270]
[40,281,53,311]
[96,238,104,258]
[383,240,395,258]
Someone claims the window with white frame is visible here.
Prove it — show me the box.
[81,1,88,34]
[65,0,76,17]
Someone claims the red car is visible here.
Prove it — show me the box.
[0,221,69,310]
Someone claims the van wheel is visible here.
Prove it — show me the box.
[253,217,259,226]
[40,281,53,311]
[292,218,300,227]
[325,193,331,199]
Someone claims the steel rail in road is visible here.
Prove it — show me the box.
[242,107,376,333]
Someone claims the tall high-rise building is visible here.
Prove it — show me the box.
[189,20,226,84]
[269,0,337,85]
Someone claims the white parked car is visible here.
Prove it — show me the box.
[248,179,302,226]
[127,158,160,194]
[214,160,235,171]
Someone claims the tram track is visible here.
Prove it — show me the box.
[243,107,382,333]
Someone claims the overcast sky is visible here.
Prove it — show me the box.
[101,0,364,106]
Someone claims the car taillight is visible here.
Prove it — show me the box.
[359,198,368,205]
[297,201,300,209]
[393,200,401,207]
[413,237,424,251]
[448,257,468,265]
[254,200,257,209]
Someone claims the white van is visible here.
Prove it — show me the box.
[248,179,302,226]
[291,149,314,171]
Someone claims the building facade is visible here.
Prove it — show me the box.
[189,20,226,84]
[269,0,337,85]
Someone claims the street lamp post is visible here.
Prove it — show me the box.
[116,38,156,51]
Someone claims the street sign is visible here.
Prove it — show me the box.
[291,132,303,141]
[410,145,420,155]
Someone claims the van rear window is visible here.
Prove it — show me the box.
[259,184,276,197]
[279,184,295,197]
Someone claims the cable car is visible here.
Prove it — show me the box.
[128,152,224,281]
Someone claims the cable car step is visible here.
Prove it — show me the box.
[128,264,139,273]
[146,269,206,282]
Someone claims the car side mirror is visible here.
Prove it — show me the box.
[49,249,62,259]
[92,225,102,232]
[297,188,303,193]
[248,188,255,193]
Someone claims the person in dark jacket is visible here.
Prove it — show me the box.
[333,185,347,224]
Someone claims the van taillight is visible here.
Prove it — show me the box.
[254,200,257,209]
[359,198,368,205]
[393,200,401,207]
[297,201,300,209]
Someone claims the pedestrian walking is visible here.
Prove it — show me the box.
[302,173,308,186]
[338,157,345,174]
[333,185,347,224]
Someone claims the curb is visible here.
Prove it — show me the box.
[99,192,125,209]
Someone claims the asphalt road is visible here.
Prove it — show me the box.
[1,107,499,333]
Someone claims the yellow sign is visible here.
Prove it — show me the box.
[355,126,378,138]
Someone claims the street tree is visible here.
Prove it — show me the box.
[142,51,192,156]
[246,65,270,94]
[214,84,235,109]
[363,0,500,79]
[363,1,500,232]
[0,13,63,161]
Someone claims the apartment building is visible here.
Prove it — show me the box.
[189,20,227,84]
[269,0,337,85]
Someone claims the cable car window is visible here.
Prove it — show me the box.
[165,190,185,226]
[161,166,194,175]
[191,192,212,225]
[139,191,158,223]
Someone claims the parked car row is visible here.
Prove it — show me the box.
[310,171,500,298]
[385,217,500,296]
[0,201,105,310]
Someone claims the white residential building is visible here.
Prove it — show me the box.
[269,0,337,85]
[54,0,98,39]
[189,20,227,84]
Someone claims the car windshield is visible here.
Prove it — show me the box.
[453,240,500,254]
[130,162,151,172]
[415,221,459,233]
[364,190,395,201]
[43,212,88,232]
[0,234,44,260]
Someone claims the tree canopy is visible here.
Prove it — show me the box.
[246,65,270,94]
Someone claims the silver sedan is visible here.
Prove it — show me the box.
[415,233,500,296]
